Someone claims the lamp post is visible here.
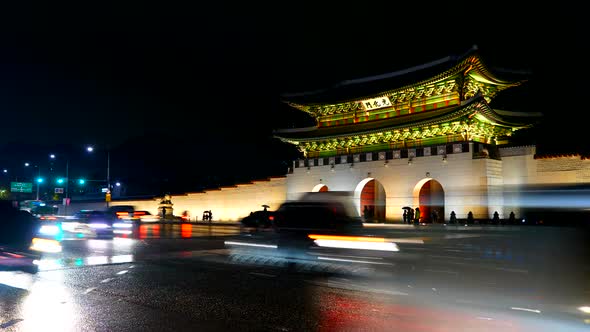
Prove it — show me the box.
[35,166,41,200]
[65,159,69,214]
[87,145,111,208]
[50,153,71,214]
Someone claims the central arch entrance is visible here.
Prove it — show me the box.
[417,179,445,223]
[354,178,386,222]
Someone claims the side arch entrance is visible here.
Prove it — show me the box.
[312,184,329,192]
[354,178,386,222]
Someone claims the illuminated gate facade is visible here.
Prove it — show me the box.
[276,47,542,222]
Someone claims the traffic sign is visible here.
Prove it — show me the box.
[55,188,64,194]
[105,193,111,202]
[10,182,33,193]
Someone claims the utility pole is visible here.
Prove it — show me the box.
[65,159,69,215]
[35,166,41,200]
[106,149,111,208]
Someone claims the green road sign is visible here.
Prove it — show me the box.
[10,182,33,193]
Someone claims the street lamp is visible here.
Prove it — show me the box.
[34,166,41,200]
[50,154,70,214]
[87,145,111,207]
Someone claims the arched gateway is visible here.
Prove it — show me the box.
[274,46,541,223]
[414,179,445,223]
[312,184,329,192]
[354,178,386,222]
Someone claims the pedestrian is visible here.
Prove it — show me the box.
[208,210,213,222]
[403,209,408,224]
[431,210,438,223]
[492,211,500,225]
[414,207,421,225]
[408,208,414,225]
[450,211,457,224]
[363,205,369,221]
[467,211,474,224]
[508,211,516,225]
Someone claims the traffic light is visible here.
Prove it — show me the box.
[36,177,44,183]
[56,178,65,184]
[78,179,85,185]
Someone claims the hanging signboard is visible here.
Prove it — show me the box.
[361,96,392,111]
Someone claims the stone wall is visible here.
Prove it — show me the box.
[63,176,287,222]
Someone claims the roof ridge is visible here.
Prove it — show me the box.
[280,45,480,99]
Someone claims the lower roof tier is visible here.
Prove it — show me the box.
[274,95,541,158]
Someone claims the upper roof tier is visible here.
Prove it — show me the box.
[280,45,528,117]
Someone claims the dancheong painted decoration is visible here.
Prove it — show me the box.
[274,45,541,158]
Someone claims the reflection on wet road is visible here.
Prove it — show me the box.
[1,225,589,331]
[121,223,242,239]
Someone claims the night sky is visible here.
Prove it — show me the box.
[0,2,586,194]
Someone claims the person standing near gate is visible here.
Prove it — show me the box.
[414,207,421,225]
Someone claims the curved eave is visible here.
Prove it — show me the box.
[274,96,537,143]
[476,108,542,129]
[281,52,525,111]
[467,56,524,86]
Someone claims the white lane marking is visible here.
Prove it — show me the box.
[249,272,276,278]
[307,251,384,260]
[388,238,425,244]
[101,278,114,283]
[477,316,493,320]
[424,269,459,275]
[494,267,528,273]
[116,270,128,275]
[309,280,409,296]
[224,241,277,249]
[444,234,482,239]
[317,256,394,265]
[510,307,541,314]
[84,287,97,294]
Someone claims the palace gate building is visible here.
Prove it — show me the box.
[274,46,559,223]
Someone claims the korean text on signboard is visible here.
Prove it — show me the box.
[361,96,392,111]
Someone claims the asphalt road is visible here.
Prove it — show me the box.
[1,224,589,331]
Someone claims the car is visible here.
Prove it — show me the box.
[0,202,47,274]
[224,196,398,267]
[70,210,115,239]
[240,209,275,228]
[130,210,161,223]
